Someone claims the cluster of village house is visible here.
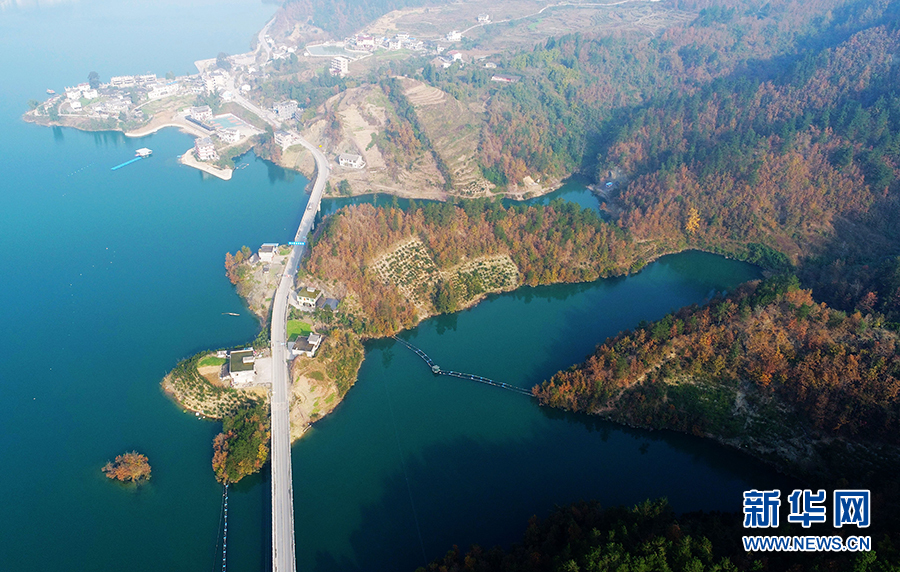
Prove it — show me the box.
[43,13,517,172]
[324,13,519,84]
[218,243,340,388]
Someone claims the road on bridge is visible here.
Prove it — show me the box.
[231,87,331,572]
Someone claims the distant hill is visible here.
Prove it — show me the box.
[283,0,433,37]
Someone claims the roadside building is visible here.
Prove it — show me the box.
[258,243,279,262]
[330,56,349,77]
[317,297,339,311]
[290,332,323,358]
[228,349,256,387]
[190,105,213,122]
[446,30,462,42]
[338,153,366,169]
[273,100,299,120]
[295,286,322,311]
[194,137,218,162]
[478,13,490,23]
[274,130,298,149]
[204,71,228,93]
[82,88,99,100]
[447,50,462,62]
[136,73,157,84]
[355,34,375,49]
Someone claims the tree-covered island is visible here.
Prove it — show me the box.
[102,451,151,483]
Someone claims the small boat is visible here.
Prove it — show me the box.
[135,148,152,158]
[46,89,56,95]
[222,312,240,316]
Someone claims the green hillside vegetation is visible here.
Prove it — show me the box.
[212,402,270,484]
[418,498,892,572]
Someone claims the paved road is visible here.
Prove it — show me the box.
[257,17,275,63]
[230,85,330,572]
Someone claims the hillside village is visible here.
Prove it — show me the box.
[26,0,671,193]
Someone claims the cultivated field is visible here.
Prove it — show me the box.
[372,238,441,310]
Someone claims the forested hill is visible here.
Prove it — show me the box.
[535,276,900,483]
[306,200,636,337]
[330,0,900,325]
[282,0,432,37]
[597,4,900,321]
[417,499,887,572]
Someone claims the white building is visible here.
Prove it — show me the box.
[217,127,241,144]
[330,56,349,77]
[294,287,322,311]
[356,34,375,49]
[258,243,279,262]
[290,332,323,358]
[446,31,462,42]
[478,13,490,23]
[136,74,157,84]
[447,50,462,61]
[190,105,213,122]
[228,349,256,387]
[274,130,299,149]
[194,137,218,162]
[273,100,299,120]
[204,72,228,93]
[82,89,99,100]
[338,153,365,169]
[148,83,178,100]
[110,75,136,88]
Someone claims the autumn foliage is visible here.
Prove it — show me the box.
[306,200,637,336]
[212,402,270,484]
[102,451,151,483]
[536,276,900,477]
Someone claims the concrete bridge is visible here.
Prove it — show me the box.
[230,89,330,572]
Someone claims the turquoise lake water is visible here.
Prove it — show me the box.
[0,3,792,570]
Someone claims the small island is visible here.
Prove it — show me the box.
[102,451,152,483]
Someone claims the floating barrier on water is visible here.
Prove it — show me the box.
[110,156,143,171]
[391,335,532,396]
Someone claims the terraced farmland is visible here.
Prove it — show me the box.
[445,255,519,303]
[371,238,441,310]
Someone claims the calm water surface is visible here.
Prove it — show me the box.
[0,3,791,571]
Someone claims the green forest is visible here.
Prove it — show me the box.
[212,401,270,484]
[418,499,896,572]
